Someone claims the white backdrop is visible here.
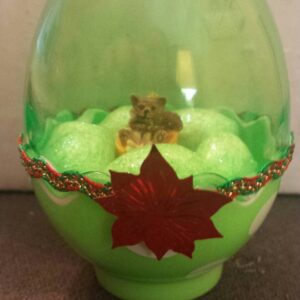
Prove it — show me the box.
[0,0,299,192]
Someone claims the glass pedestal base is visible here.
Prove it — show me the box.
[95,264,223,300]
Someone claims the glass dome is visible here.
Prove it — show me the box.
[20,2,295,296]
[24,0,291,182]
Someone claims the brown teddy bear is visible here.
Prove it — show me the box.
[118,95,183,149]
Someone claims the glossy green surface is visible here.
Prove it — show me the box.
[33,179,280,299]
[25,0,290,151]
[95,265,223,300]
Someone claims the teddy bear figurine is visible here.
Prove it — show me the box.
[117,95,183,154]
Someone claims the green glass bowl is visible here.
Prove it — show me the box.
[33,178,280,300]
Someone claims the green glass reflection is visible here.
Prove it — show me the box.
[25,0,290,171]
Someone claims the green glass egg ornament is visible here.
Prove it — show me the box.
[20,1,294,299]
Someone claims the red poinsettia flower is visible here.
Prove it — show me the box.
[97,146,232,260]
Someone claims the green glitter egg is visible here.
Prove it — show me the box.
[40,121,115,173]
[107,144,201,179]
[77,108,108,124]
[196,133,258,179]
[177,109,239,151]
[101,106,131,137]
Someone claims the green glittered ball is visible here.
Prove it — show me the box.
[107,144,202,179]
[101,106,131,137]
[40,121,115,173]
[196,133,258,179]
[77,108,108,124]
[177,109,239,151]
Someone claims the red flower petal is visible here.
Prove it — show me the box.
[140,146,179,184]
[97,145,232,259]
[175,190,231,218]
[112,217,145,248]
[109,171,140,195]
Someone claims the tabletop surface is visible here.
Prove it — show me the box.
[0,192,299,300]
